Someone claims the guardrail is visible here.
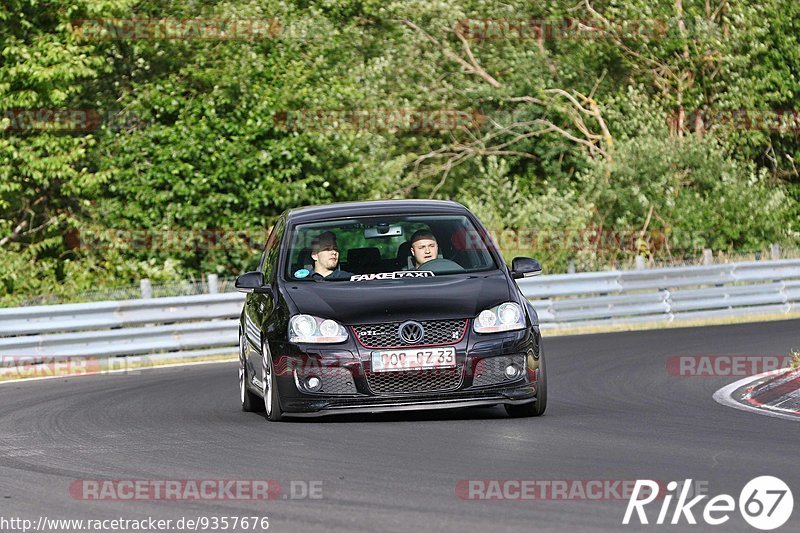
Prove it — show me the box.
[1,259,798,368]
[517,259,800,329]
[0,293,243,360]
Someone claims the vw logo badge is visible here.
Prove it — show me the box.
[398,321,424,344]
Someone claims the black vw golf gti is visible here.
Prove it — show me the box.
[236,200,546,420]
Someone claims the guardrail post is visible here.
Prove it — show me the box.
[567,260,575,274]
[208,273,219,294]
[140,278,152,299]
[771,243,781,260]
[702,249,713,265]
[635,256,646,270]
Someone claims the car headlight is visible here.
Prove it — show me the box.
[289,315,348,343]
[473,302,525,333]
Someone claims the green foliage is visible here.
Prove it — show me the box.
[459,156,595,271]
[1,0,798,303]
[0,0,129,296]
[582,135,790,250]
[0,248,185,306]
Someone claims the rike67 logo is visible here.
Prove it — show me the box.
[623,476,793,530]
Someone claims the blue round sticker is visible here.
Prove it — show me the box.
[294,268,310,278]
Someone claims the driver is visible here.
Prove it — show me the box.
[409,229,439,269]
[310,231,353,280]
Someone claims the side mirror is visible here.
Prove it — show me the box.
[235,271,272,295]
[510,257,542,279]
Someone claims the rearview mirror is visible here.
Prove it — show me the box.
[364,225,403,238]
[510,257,542,279]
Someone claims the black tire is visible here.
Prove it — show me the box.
[505,348,547,418]
[239,332,264,412]
[262,341,283,421]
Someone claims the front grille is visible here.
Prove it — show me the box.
[365,362,465,395]
[295,367,357,395]
[472,355,525,387]
[353,319,468,348]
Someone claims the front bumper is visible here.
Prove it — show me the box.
[271,326,542,416]
[285,384,537,417]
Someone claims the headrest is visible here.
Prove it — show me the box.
[396,241,413,269]
[347,247,381,267]
[296,247,314,269]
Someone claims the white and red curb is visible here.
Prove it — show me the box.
[713,367,800,421]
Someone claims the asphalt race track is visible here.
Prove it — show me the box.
[1,320,799,532]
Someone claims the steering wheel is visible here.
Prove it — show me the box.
[417,258,465,273]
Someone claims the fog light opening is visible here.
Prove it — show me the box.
[305,376,322,392]
[504,365,522,380]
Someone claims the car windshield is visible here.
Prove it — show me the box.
[285,215,498,281]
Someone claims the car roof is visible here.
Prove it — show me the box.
[286,199,470,224]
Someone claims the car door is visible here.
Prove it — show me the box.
[244,217,285,386]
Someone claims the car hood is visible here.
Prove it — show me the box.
[282,271,513,324]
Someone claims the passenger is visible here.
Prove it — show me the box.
[409,229,439,269]
[310,231,353,280]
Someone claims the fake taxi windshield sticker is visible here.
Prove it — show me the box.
[349,271,435,281]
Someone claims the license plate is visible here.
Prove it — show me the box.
[371,347,456,372]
